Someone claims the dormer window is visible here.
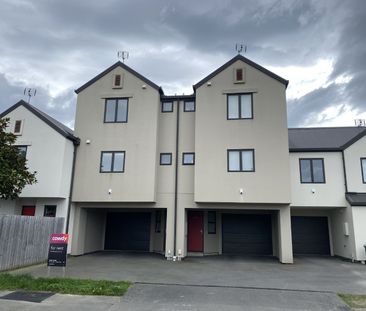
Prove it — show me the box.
[112,74,123,88]
[234,68,245,84]
[14,120,23,135]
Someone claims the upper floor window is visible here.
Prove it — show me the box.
[361,158,366,183]
[16,146,27,158]
[14,120,23,135]
[100,151,125,173]
[227,94,253,120]
[162,101,173,113]
[234,68,245,84]
[299,158,325,183]
[182,152,195,165]
[160,153,172,165]
[104,98,128,123]
[184,101,195,112]
[227,149,254,172]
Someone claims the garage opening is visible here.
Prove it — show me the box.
[291,216,330,255]
[104,212,151,251]
[222,214,273,255]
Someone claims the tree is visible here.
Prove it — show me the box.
[0,118,37,200]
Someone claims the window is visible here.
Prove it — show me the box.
[208,211,216,234]
[228,149,254,172]
[44,205,57,217]
[361,158,366,183]
[104,98,128,123]
[162,101,173,113]
[227,94,253,119]
[184,101,195,112]
[234,68,245,83]
[155,210,162,233]
[182,153,195,165]
[112,74,122,88]
[14,120,23,135]
[299,158,325,183]
[100,151,125,172]
[160,153,172,165]
[22,206,35,216]
[16,146,27,158]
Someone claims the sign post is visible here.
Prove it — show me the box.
[47,234,69,277]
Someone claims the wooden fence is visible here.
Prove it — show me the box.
[0,215,64,271]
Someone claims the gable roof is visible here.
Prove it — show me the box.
[75,61,163,95]
[193,54,289,91]
[0,100,79,145]
[288,127,366,152]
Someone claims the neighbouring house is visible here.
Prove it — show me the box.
[69,54,366,263]
[0,100,80,238]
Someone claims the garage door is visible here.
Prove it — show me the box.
[291,216,330,255]
[104,212,151,251]
[222,214,273,255]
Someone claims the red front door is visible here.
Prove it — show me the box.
[187,211,204,252]
[22,206,35,216]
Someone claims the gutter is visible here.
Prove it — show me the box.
[65,139,79,234]
[173,100,180,257]
[341,150,348,193]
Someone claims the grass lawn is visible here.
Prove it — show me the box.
[339,294,366,309]
[0,273,131,296]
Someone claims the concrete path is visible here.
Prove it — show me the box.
[14,252,366,295]
[0,284,352,311]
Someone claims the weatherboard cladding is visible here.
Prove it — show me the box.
[0,100,79,144]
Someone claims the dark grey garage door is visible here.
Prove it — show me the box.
[105,212,151,251]
[222,214,273,255]
[291,216,330,255]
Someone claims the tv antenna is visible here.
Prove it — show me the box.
[117,51,129,63]
[354,119,366,127]
[23,88,37,104]
[235,43,247,54]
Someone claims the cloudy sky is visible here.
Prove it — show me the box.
[0,0,365,128]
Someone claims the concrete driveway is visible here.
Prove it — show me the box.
[15,252,366,294]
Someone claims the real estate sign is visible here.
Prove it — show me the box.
[47,234,68,267]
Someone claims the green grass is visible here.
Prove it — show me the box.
[339,294,366,309]
[0,273,131,296]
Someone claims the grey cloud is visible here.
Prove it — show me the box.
[0,74,76,129]
[0,0,365,127]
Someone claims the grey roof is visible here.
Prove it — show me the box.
[75,61,164,95]
[346,193,366,206]
[193,54,289,91]
[0,100,79,145]
[288,127,366,151]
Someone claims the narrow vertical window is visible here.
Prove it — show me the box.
[14,120,22,134]
[208,211,216,234]
[361,158,366,183]
[155,210,162,233]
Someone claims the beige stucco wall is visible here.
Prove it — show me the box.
[4,105,74,199]
[344,135,366,192]
[72,66,160,202]
[194,59,291,203]
[290,152,346,207]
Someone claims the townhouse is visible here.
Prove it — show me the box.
[0,100,79,233]
[1,54,365,263]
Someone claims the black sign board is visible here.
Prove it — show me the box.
[47,234,68,267]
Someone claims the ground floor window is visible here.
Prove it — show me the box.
[44,205,57,217]
[207,211,216,234]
